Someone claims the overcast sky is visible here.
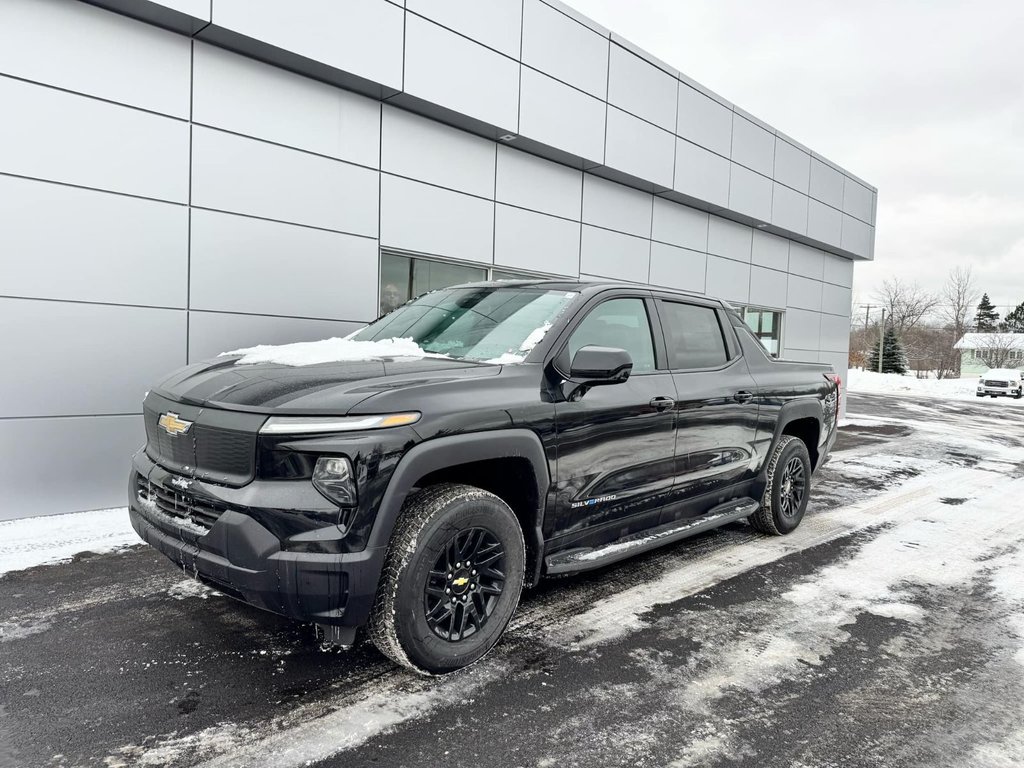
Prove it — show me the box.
[567,0,1024,316]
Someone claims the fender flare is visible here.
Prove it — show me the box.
[366,429,551,586]
[756,398,825,486]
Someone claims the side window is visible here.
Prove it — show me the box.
[659,301,729,370]
[567,298,656,373]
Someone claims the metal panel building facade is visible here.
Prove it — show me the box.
[0,0,875,519]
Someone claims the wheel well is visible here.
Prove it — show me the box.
[414,457,542,586]
[782,417,820,469]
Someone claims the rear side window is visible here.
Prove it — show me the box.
[567,298,656,373]
[659,301,729,370]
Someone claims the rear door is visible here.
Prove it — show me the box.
[655,297,760,516]
[549,293,678,543]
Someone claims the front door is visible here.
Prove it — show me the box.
[655,299,760,517]
[549,295,678,544]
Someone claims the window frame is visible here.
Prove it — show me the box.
[652,295,738,374]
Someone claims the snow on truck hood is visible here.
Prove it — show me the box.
[220,325,553,367]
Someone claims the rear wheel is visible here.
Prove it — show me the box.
[749,435,811,536]
[368,483,525,674]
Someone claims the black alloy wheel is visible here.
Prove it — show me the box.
[425,527,506,642]
[777,457,806,518]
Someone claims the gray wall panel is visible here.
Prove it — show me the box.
[188,311,362,362]
[580,226,650,281]
[749,265,788,309]
[788,243,826,280]
[651,197,708,251]
[676,83,732,157]
[807,198,843,246]
[604,107,675,189]
[770,182,808,235]
[494,204,580,276]
[607,44,677,131]
[521,0,608,99]
[649,242,706,293]
[728,164,773,221]
[518,67,606,161]
[382,106,496,197]
[783,308,821,351]
[0,299,185,417]
[495,145,582,220]
[407,0,523,58]
[809,157,844,208]
[707,216,752,262]
[0,415,145,520]
[582,175,653,238]
[787,274,823,311]
[189,209,378,322]
[674,139,730,208]
[212,0,404,90]
[730,114,774,177]
[822,282,853,316]
[773,137,810,194]
[380,175,494,263]
[819,313,850,353]
[193,42,381,167]
[0,176,188,308]
[0,76,189,202]
[0,0,191,117]
[404,15,519,130]
[823,253,854,287]
[191,126,379,236]
[705,255,750,304]
[751,230,789,271]
[843,176,873,223]
[841,213,873,258]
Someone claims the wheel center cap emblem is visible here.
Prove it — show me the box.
[451,571,471,594]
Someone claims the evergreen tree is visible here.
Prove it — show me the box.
[1000,301,1024,333]
[867,326,908,374]
[975,293,1000,331]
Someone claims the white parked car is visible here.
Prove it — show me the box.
[977,368,1024,399]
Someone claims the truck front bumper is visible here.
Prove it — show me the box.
[129,451,386,634]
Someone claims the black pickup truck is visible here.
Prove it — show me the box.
[129,280,840,673]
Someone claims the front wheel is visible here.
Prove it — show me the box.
[368,483,525,674]
[749,435,812,536]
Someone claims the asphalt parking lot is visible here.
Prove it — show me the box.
[2,392,1023,768]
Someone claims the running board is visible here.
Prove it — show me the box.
[545,497,760,575]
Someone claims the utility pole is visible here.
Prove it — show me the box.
[863,304,872,331]
[878,308,886,374]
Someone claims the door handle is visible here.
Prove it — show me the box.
[733,391,755,404]
[650,396,676,411]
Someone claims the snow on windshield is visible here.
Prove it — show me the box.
[483,321,553,365]
[222,337,448,366]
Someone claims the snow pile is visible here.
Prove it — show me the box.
[222,337,447,367]
[847,368,1024,404]
[484,322,553,365]
[0,507,138,576]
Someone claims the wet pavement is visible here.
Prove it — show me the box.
[1,393,1023,768]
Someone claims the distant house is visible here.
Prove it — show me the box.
[955,333,1024,375]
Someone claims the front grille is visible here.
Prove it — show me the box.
[984,380,1009,388]
[143,404,259,486]
[136,475,227,532]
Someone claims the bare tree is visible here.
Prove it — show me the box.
[875,278,939,335]
[937,267,978,377]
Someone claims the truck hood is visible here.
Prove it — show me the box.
[153,356,502,414]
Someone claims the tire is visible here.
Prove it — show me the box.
[976,393,984,397]
[368,483,525,675]
[749,435,812,536]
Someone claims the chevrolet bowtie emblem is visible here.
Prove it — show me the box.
[158,412,193,437]
[452,577,469,587]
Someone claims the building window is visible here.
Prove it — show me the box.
[379,252,546,315]
[740,307,784,357]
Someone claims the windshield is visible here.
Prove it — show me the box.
[352,286,577,363]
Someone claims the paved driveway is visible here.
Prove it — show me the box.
[2,393,1023,768]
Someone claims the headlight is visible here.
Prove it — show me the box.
[313,457,357,506]
[260,412,420,434]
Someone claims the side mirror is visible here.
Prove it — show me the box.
[569,345,633,385]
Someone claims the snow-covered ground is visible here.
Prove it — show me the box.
[0,507,137,576]
[847,367,1024,404]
